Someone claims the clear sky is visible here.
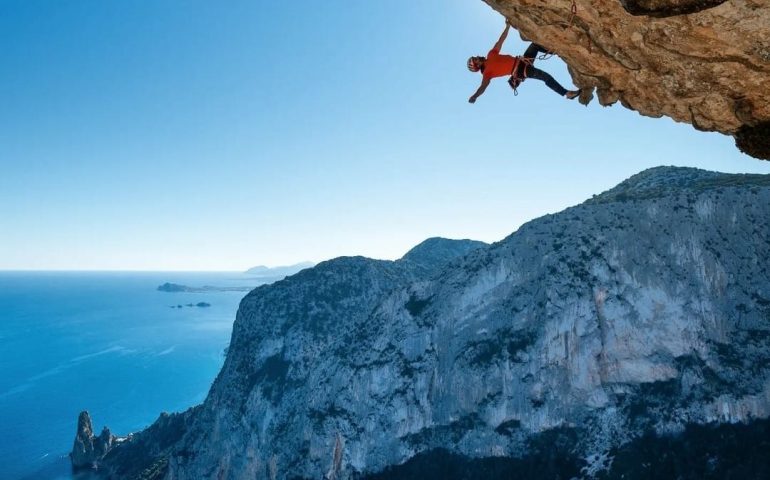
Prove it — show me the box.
[1,0,769,271]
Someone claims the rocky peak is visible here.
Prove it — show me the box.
[482,0,770,159]
[586,165,770,204]
[400,237,488,274]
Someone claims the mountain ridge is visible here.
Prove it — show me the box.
[72,166,770,479]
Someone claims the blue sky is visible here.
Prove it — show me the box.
[1,0,769,270]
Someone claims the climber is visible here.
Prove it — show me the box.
[467,21,580,103]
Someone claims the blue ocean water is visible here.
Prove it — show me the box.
[0,272,259,479]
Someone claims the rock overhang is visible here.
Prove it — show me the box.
[481,0,770,159]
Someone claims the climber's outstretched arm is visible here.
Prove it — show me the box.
[493,21,511,51]
[469,78,491,103]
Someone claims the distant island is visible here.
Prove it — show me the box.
[157,263,314,294]
[157,283,253,293]
[245,261,314,277]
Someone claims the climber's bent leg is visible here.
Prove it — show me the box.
[525,66,569,96]
[522,43,541,62]
[522,43,553,62]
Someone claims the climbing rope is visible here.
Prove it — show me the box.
[507,0,588,94]
[564,0,592,53]
[536,0,580,60]
[568,0,578,27]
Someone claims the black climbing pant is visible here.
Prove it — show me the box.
[513,43,569,96]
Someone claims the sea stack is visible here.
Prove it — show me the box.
[70,411,115,470]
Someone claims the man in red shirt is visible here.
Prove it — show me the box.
[467,21,580,103]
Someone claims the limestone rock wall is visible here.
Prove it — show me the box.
[73,168,770,479]
[481,0,770,159]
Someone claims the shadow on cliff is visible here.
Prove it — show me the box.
[364,419,770,480]
[620,0,727,17]
[735,121,770,161]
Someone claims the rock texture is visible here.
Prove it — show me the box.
[481,0,770,159]
[76,167,770,479]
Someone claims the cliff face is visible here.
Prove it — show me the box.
[481,0,770,160]
[78,167,770,479]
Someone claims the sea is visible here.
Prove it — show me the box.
[0,271,264,480]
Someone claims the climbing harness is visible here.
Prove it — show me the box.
[507,56,535,95]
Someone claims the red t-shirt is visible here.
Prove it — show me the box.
[483,48,516,79]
